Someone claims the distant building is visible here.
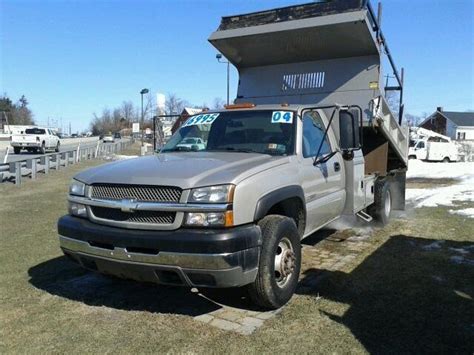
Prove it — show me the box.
[419,107,474,140]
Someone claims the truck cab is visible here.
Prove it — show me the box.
[409,139,427,160]
[58,0,408,309]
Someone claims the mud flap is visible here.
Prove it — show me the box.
[389,171,406,210]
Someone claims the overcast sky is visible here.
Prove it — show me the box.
[1,0,473,132]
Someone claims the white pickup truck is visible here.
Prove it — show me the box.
[11,127,60,154]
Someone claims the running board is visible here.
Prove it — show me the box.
[356,210,373,223]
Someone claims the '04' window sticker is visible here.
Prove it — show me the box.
[271,111,293,124]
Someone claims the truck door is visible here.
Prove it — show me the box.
[415,140,427,160]
[45,129,52,148]
[299,110,345,233]
[48,129,57,148]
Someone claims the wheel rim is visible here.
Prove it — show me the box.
[274,237,296,288]
[384,189,391,217]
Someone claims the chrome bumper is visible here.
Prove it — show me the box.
[59,235,255,270]
[11,142,40,147]
[57,215,261,287]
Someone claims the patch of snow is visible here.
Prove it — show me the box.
[406,179,474,208]
[407,160,474,180]
[449,247,471,255]
[422,240,445,251]
[448,208,474,218]
[450,255,474,266]
[406,161,474,211]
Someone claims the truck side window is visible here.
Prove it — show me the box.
[302,111,330,158]
[418,141,425,149]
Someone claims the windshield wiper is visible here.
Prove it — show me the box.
[208,147,259,154]
[313,151,338,166]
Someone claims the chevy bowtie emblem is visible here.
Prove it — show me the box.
[120,199,137,213]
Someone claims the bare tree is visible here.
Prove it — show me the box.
[143,93,155,121]
[212,98,226,110]
[385,91,400,119]
[90,108,116,135]
[165,93,189,115]
[404,112,428,127]
[120,101,135,127]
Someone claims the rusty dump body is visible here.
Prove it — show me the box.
[209,0,408,174]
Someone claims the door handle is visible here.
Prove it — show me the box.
[334,162,341,172]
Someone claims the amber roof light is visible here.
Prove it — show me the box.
[224,103,256,109]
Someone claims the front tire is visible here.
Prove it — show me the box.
[55,142,60,152]
[39,142,46,154]
[246,215,301,310]
[442,157,450,163]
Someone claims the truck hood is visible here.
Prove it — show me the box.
[75,152,289,189]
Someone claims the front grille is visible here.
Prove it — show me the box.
[91,206,176,224]
[91,184,182,202]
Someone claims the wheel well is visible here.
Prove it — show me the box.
[266,197,306,236]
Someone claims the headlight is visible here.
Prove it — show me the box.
[68,202,87,217]
[69,180,85,196]
[188,185,235,203]
[184,211,233,227]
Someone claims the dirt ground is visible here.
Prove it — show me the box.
[0,161,473,354]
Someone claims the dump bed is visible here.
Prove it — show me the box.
[209,0,408,170]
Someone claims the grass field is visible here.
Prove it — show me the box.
[0,160,473,354]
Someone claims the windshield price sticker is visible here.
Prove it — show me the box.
[183,113,220,127]
[271,111,293,124]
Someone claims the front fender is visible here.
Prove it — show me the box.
[253,185,306,221]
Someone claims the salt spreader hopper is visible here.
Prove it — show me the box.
[209,0,408,172]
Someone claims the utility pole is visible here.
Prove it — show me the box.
[140,88,149,146]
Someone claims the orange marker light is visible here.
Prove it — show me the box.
[224,103,256,109]
[224,211,234,227]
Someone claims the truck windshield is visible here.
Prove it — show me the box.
[161,110,295,156]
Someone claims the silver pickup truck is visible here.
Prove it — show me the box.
[58,0,408,309]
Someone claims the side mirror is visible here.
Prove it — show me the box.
[339,110,360,151]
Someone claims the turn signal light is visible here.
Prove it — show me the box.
[224,211,234,227]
